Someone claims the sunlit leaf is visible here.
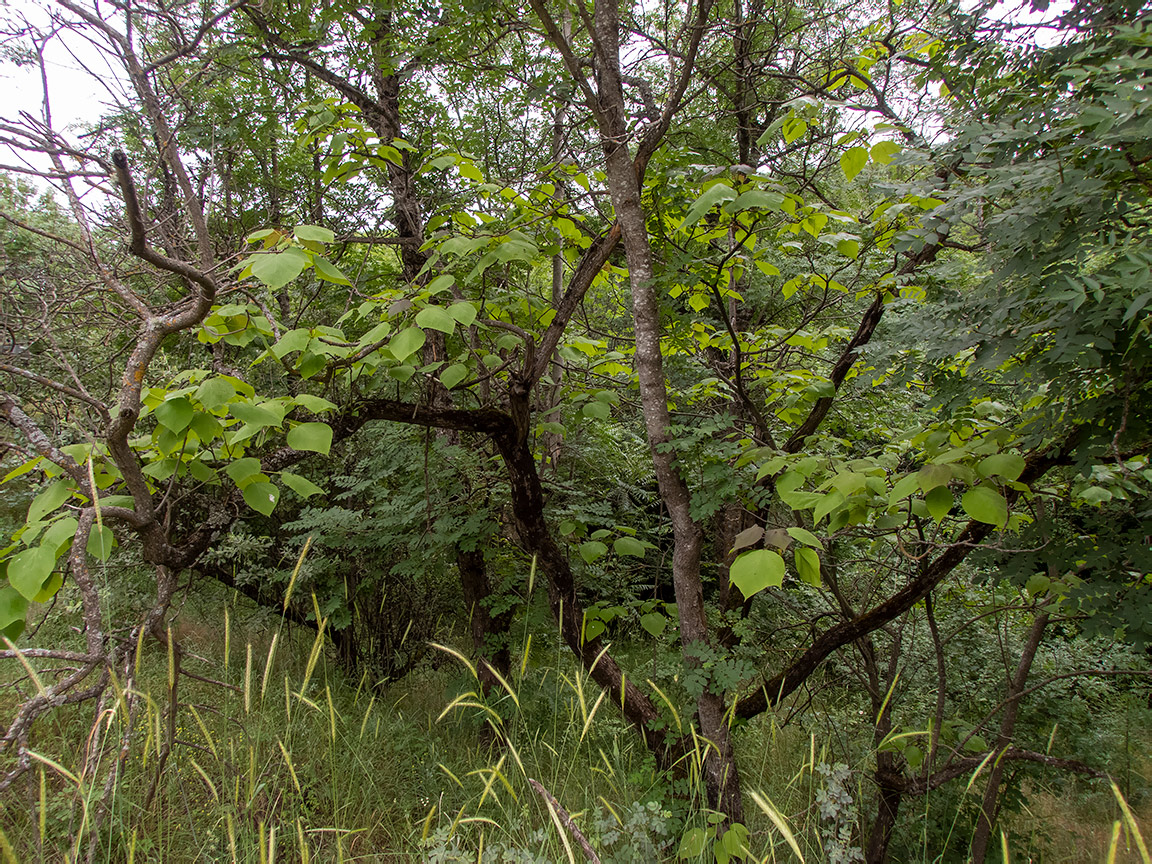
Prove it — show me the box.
[388,327,426,362]
[286,422,333,456]
[961,486,1007,527]
[729,549,785,599]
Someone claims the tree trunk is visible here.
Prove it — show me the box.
[860,636,902,864]
[458,546,512,695]
[496,386,672,758]
[970,610,1049,863]
[593,0,742,821]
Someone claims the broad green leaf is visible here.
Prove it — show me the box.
[388,364,416,382]
[230,402,282,429]
[3,456,43,484]
[640,612,666,636]
[978,453,1025,481]
[837,238,860,259]
[678,828,709,859]
[965,735,989,753]
[41,518,78,555]
[388,327,426,362]
[731,525,764,553]
[313,256,351,285]
[840,146,869,181]
[1078,486,1112,503]
[888,473,921,503]
[426,275,455,295]
[458,161,484,182]
[286,422,333,456]
[189,412,221,442]
[723,823,751,858]
[613,536,646,557]
[294,224,335,244]
[870,140,901,164]
[583,618,606,641]
[582,401,610,420]
[440,364,468,389]
[187,460,216,483]
[8,545,56,600]
[782,115,807,143]
[415,305,456,334]
[0,585,28,640]
[87,525,115,561]
[681,183,737,230]
[155,396,194,433]
[27,480,71,524]
[248,246,311,289]
[786,526,822,548]
[925,485,953,522]
[961,486,1007,527]
[196,377,237,410]
[730,549,785,599]
[225,457,263,486]
[297,353,327,379]
[730,189,785,213]
[918,463,951,492]
[293,393,339,414]
[280,472,325,498]
[813,490,845,524]
[242,482,279,516]
[795,546,821,585]
[579,541,608,564]
[271,329,311,360]
[831,471,866,495]
[447,302,477,327]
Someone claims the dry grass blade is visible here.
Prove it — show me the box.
[1111,781,1151,864]
[750,790,805,863]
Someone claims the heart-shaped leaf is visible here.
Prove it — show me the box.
[415,305,457,334]
[8,545,56,600]
[388,327,426,362]
[640,612,666,637]
[613,536,646,557]
[281,472,325,498]
[242,482,280,516]
[729,549,785,600]
[286,422,333,456]
[962,486,1007,527]
[579,541,608,564]
[440,363,468,390]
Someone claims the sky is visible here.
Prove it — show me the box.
[0,0,1077,187]
[1,0,128,186]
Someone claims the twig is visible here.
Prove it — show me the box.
[528,777,601,863]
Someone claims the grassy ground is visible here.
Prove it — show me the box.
[1,585,1148,862]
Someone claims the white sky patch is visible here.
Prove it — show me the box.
[1,0,130,189]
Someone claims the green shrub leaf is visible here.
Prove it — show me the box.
[961,486,1007,527]
[730,549,785,599]
[242,482,280,516]
[286,422,333,456]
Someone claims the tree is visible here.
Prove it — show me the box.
[0,0,1148,855]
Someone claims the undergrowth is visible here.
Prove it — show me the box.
[0,580,1148,863]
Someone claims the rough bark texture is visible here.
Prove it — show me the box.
[590,0,741,821]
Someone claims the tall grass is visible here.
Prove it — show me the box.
[1,586,1147,862]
